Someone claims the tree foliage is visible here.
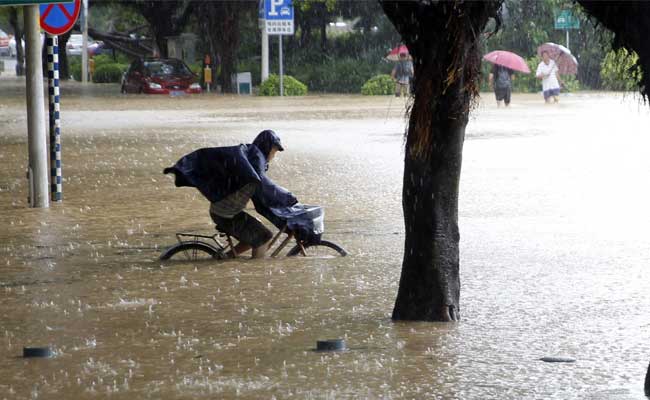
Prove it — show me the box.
[600,48,642,91]
[123,0,193,57]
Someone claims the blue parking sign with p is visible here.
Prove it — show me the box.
[265,0,293,20]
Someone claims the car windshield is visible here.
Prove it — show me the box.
[144,60,191,77]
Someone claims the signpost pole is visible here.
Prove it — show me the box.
[566,29,570,49]
[24,5,49,208]
[47,34,62,201]
[262,28,269,82]
[263,0,292,93]
[279,34,283,96]
[81,0,88,83]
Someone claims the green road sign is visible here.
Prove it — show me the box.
[0,0,68,5]
[555,10,580,30]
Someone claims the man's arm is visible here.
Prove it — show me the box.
[251,176,298,230]
[535,64,545,80]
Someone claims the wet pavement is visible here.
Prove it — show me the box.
[1,78,650,399]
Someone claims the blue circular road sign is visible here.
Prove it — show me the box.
[39,0,81,35]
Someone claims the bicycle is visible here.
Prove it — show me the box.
[159,224,347,261]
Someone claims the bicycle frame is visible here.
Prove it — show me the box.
[174,225,306,259]
[174,231,229,254]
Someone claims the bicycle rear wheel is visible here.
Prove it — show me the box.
[160,242,221,261]
[287,240,347,257]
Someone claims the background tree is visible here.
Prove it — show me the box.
[195,1,255,93]
[7,6,24,76]
[294,0,335,50]
[128,0,193,57]
[89,2,147,34]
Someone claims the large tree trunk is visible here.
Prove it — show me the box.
[381,0,501,321]
[396,107,466,321]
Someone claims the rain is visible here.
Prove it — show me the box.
[1,1,650,399]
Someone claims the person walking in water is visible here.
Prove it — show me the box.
[391,51,414,97]
[488,64,515,107]
[536,50,564,103]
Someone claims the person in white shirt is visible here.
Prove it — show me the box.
[535,50,564,103]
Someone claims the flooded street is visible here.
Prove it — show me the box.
[1,79,650,399]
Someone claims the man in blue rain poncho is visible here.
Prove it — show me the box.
[164,130,321,258]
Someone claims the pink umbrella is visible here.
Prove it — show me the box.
[482,50,530,73]
[385,44,410,61]
[537,42,578,75]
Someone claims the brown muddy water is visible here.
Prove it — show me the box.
[1,79,650,399]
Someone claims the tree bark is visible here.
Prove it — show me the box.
[380,0,501,321]
[395,105,466,321]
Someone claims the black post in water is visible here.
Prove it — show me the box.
[643,364,650,397]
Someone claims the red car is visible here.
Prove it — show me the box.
[120,58,202,95]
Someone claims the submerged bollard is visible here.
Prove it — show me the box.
[643,364,650,397]
[23,347,52,358]
[316,339,346,352]
[539,356,576,363]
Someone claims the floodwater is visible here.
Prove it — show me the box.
[1,78,650,399]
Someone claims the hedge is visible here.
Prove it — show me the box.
[259,74,307,96]
[92,63,128,83]
[361,74,394,95]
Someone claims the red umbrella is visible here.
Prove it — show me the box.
[482,50,530,73]
[385,44,410,61]
[537,42,578,75]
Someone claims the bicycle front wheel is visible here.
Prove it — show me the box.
[286,240,347,257]
[160,242,221,261]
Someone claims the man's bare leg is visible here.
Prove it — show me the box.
[252,243,268,259]
[224,242,250,258]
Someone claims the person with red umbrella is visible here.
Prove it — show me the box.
[388,46,414,97]
[483,50,530,107]
[488,64,515,107]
